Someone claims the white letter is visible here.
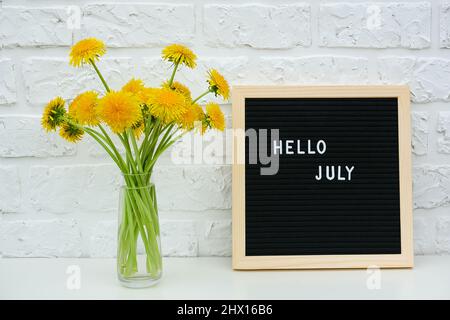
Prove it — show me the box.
[366,265,381,290]
[326,166,335,180]
[315,166,322,180]
[338,166,345,181]
[346,166,355,181]
[203,130,223,165]
[193,126,203,164]
[366,5,381,30]
[66,265,81,290]
[286,140,293,154]
[308,140,316,154]
[66,5,81,30]
[170,133,193,165]
[317,140,327,154]
[297,140,305,154]
[273,140,282,155]
[259,129,280,176]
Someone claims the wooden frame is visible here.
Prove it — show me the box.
[232,86,413,270]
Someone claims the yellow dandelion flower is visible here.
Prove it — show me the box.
[207,69,230,100]
[121,78,149,106]
[178,103,203,130]
[68,91,99,126]
[41,97,66,132]
[205,102,225,131]
[137,87,158,104]
[131,120,144,139]
[137,87,158,119]
[163,81,191,99]
[59,121,84,143]
[69,38,106,67]
[147,88,188,123]
[96,91,142,134]
[162,44,197,68]
[121,78,145,96]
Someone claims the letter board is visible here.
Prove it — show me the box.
[232,86,413,270]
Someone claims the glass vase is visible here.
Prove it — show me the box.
[117,173,162,288]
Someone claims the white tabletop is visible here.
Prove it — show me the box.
[1,256,449,299]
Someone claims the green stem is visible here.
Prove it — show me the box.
[192,90,211,104]
[142,122,165,170]
[168,61,180,86]
[89,59,110,92]
[60,116,125,172]
[128,128,144,172]
[139,119,154,156]
[126,191,153,260]
[143,125,174,172]
[97,124,128,171]
[144,129,176,173]
[118,177,161,277]
[84,129,121,169]
[119,133,138,175]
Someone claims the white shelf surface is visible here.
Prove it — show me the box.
[1,256,450,299]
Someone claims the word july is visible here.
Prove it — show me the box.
[273,139,355,182]
[315,165,355,181]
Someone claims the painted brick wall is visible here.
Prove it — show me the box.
[1,0,450,258]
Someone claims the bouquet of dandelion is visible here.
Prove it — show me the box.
[41,38,228,287]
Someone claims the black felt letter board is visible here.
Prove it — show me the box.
[245,98,401,256]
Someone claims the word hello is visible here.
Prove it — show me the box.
[273,139,355,181]
[273,139,326,155]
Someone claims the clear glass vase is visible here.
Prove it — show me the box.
[117,173,162,288]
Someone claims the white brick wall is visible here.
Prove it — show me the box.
[319,2,431,49]
[0,59,16,104]
[257,56,369,84]
[0,116,76,157]
[79,3,196,47]
[203,4,311,49]
[1,0,450,258]
[0,6,72,47]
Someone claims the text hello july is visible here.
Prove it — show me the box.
[273,139,355,181]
